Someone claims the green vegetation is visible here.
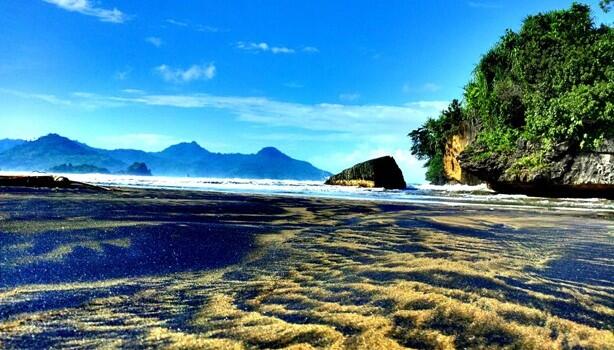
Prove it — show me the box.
[409,100,464,183]
[410,3,613,183]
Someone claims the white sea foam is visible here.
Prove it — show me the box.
[415,183,494,193]
[1,171,612,212]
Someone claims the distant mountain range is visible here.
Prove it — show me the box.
[0,134,331,180]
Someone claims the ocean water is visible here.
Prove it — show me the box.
[2,171,612,213]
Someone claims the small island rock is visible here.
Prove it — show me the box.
[125,162,152,176]
[325,156,406,189]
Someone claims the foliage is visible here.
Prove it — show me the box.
[408,100,464,183]
[409,3,613,183]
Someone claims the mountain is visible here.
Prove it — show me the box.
[0,139,25,153]
[0,134,126,171]
[0,134,331,180]
[226,147,330,180]
[157,141,211,162]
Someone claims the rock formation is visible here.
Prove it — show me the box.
[443,121,481,185]
[460,139,614,199]
[325,156,406,189]
[125,162,152,176]
[0,175,106,190]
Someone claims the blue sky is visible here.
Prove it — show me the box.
[0,0,611,183]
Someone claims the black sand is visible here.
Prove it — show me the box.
[0,187,612,349]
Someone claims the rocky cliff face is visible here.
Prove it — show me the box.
[443,121,481,185]
[325,156,406,189]
[460,139,614,198]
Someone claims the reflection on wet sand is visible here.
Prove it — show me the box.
[0,187,612,349]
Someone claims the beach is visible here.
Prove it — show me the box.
[0,186,612,349]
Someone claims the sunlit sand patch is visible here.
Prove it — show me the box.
[0,242,34,252]
[192,293,346,349]
[0,190,612,349]
[421,213,589,231]
[13,238,131,266]
[0,219,154,234]
[145,327,244,350]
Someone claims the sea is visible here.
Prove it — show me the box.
[1,171,612,213]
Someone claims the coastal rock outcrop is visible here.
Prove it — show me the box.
[0,175,106,190]
[125,162,152,176]
[325,156,406,189]
[443,121,481,185]
[459,139,614,198]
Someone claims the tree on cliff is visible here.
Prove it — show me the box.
[410,3,613,184]
[409,100,463,184]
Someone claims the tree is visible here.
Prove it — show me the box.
[409,3,613,183]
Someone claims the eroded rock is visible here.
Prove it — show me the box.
[325,156,406,189]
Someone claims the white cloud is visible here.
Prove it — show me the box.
[43,0,127,23]
[339,93,360,102]
[121,88,145,95]
[155,63,216,83]
[245,132,353,142]
[5,89,446,136]
[165,18,188,27]
[302,46,319,53]
[145,36,163,47]
[271,47,295,54]
[0,89,72,106]
[404,100,448,110]
[402,82,441,94]
[94,133,179,152]
[101,94,446,138]
[195,25,222,33]
[0,88,129,109]
[165,19,224,33]
[235,42,298,54]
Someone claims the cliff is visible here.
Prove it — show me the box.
[460,139,614,198]
[443,121,481,185]
[409,4,613,198]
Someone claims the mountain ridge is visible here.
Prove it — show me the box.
[0,134,331,180]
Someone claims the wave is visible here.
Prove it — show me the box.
[415,183,494,193]
[1,171,612,212]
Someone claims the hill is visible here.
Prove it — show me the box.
[0,134,125,171]
[0,139,25,154]
[0,134,331,180]
[409,3,613,197]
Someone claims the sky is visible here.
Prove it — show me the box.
[0,1,611,183]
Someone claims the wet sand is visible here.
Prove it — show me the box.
[0,187,612,349]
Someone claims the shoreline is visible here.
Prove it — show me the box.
[1,170,613,214]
